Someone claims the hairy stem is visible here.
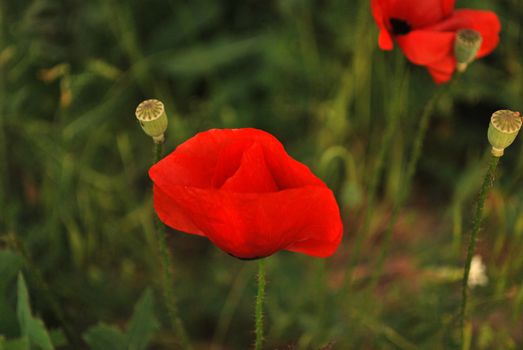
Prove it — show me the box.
[0,0,8,230]
[460,154,499,346]
[255,259,266,350]
[152,142,192,350]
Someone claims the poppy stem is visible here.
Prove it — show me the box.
[154,141,163,163]
[254,259,266,350]
[369,78,454,290]
[460,154,499,346]
[152,142,192,350]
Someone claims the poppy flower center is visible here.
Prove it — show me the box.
[390,18,411,35]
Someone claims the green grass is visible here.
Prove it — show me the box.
[1,0,523,349]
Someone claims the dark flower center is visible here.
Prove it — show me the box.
[390,18,411,35]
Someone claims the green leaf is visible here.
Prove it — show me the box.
[0,250,22,293]
[16,274,32,340]
[0,250,23,335]
[155,36,267,76]
[83,324,126,350]
[48,329,67,348]
[126,289,159,350]
[16,273,54,350]
[83,289,159,350]
[2,337,30,350]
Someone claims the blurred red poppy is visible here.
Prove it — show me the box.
[371,0,500,83]
[149,128,343,259]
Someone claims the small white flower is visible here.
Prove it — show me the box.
[468,255,488,288]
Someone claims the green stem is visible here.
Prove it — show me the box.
[343,62,408,291]
[460,154,499,346]
[369,82,450,289]
[0,0,8,230]
[254,259,266,350]
[211,265,251,350]
[152,142,192,350]
[153,141,163,164]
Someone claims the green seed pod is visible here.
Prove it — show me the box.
[454,29,482,72]
[487,110,522,157]
[135,99,168,143]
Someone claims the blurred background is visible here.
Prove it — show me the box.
[1,0,522,348]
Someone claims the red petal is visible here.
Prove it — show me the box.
[426,55,456,83]
[427,68,452,84]
[372,0,395,50]
[153,185,205,236]
[154,185,343,258]
[149,129,229,189]
[441,0,456,19]
[211,138,254,188]
[221,142,279,193]
[149,128,344,259]
[261,141,325,190]
[379,30,394,50]
[149,128,323,192]
[373,0,456,29]
[396,30,455,65]
[425,9,501,58]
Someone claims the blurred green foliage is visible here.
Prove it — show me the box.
[1,0,523,348]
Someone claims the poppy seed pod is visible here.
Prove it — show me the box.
[135,99,168,144]
[454,29,483,72]
[487,110,522,157]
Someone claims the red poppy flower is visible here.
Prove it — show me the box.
[371,0,500,83]
[149,128,343,259]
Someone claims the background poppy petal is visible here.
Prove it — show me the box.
[427,54,455,83]
[374,0,456,29]
[425,9,501,58]
[440,0,455,18]
[379,30,394,50]
[396,30,455,65]
[371,0,394,50]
